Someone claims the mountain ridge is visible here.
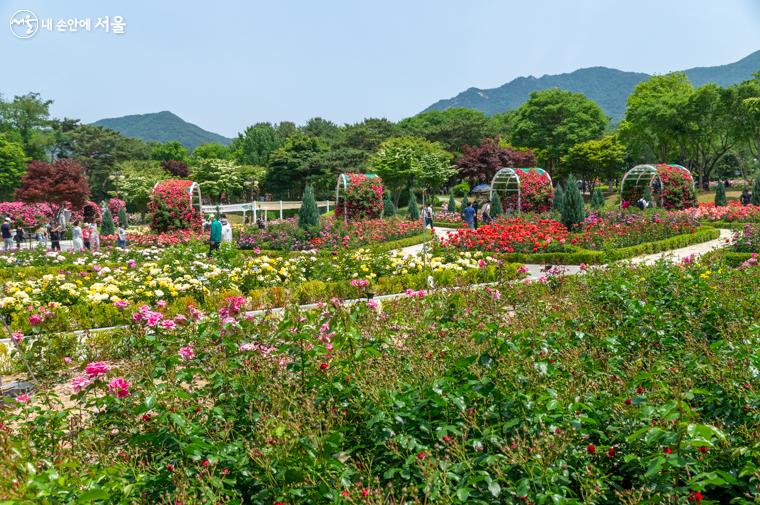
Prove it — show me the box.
[92,110,232,150]
[424,49,760,121]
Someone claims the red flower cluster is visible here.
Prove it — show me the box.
[0,202,55,227]
[440,217,568,253]
[309,218,420,249]
[499,169,554,213]
[656,164,697,210]
[102,229,202,247]
[684,201,760,222]
[148,180,202,233]
[335,174,384,220]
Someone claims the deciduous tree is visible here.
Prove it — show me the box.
[15,159,90,218]
[0,135,28,200]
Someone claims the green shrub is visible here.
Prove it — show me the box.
[490,191,503,217]
[407,191,419,220]
[383,192,396,217]
[752,176,760,205]
[561,175,585,230]
[118,206,129,228]
[100,209,115,235]
[298,185,319,229]
[447,194,457,212]
[714,181,727,206]
[451,181,470,197]
[591,188,605,209]
[552,185,564,212]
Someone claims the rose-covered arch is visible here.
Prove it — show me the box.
[489,167,553,214]
[335,173,384,221]
[148,180,203,232]
[620,164,696,210]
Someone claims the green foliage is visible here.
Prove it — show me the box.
[112,160,166,213]
[552,185,564,212]
[117,206,128,228]
[298,185,319,229]
[561,134,626,182]
[0,134,28,200]
[383,192,396,217]
[451,181,470,197]
[264,134,329,197]
[150,140,188,162]
[397,108,488,152]
[714,181,727,206]
[191,158,244,203]
[752,176,760,205]
[490,191,503,217]
[192,143,230,160]
[100,208,115,235]
[230,122,293,166]
[371,136,454,206]
[591,187,605,209]
[407,190,419,220]
[0,92,52,159]
[447,194,457,212]
[460,193,469,214]
[512,89,608,170]
[642,185,653,205]
[561,175,585,230]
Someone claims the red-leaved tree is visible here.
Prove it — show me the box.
[15,159,90,219]
[457,137,536,184]
[161,160,189,177]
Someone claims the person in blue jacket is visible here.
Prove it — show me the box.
[463,203,476,229]
[208,215,222,257]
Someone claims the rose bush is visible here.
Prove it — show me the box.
[148,180,202,232]
[335,173,384,220]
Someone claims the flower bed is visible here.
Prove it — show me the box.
[683,201,760,223]
[439,217,569,253]
[499,168,553,213]
[0,201,55,226]
[148,180,202,232]
[572,210,698,250]
[730,223,760,253]
[238,217,420,251]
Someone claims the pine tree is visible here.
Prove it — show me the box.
[552,185,564,213]
[298,185,319,229]
[490,191,503,217]
[117,206,128,228]
[561,175,585,230]
[382,192,396,217]
[460,194,469,214]
[447,194,457,212]
[752,176,760,206]
[591,188,605,209]
[714,181,727,206]
[407,190,420,220]
[100,208,115,235]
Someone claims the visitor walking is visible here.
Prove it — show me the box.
[741,188,751,206]
[208,215,222,257]
[473,201,479,230]
[221,216,233,243]
[49,224,61,252]
[117,224,127,249]
[90,223,100,252]
[423,204,434,229]
[14,225,24,250]
[2,218,13,252]
[481,201,492,225]
[72,221,84,252]
[463,202,476,229]
[82,224,91,251]
[257,217,266,230]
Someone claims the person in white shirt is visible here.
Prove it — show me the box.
[221,217,233,243]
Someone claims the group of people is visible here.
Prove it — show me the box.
[462,200,492,230]
[1,217,128,253]
[205,214,233,257]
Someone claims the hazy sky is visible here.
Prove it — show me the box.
[2,0,760,137]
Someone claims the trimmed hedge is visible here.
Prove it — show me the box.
[433,221,465,229]
[247,231,432,258]
[698,221,755,230]
[702,250,757,267]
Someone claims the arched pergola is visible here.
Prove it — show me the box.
[489,167,553,213]
[620,164,694,208]
[335,173,381,222]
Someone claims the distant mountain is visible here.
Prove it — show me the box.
[425,50,760,122]
[92,111,232,150]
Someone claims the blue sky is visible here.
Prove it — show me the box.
[2,0,760,137]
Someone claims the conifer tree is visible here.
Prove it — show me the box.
[298,185,319,229]
[561,175,585,230]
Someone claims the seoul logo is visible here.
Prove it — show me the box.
[9,10,39,39]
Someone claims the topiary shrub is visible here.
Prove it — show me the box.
[100,208,115,235]
[383,192,396,217]
[591,188,605,209]
[447,194,457,212]
[490,191,503,217]
[298,185,319,229]
[561,175,585,231]
[751,176,760,206]
[460,194,469,214]
[118,206,128,228]
[407,190,419,220]
[552,185,564,213]
[714,181,727,206]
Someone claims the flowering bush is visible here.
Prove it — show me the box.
[440,217,568,253]
[572,210,699,250]
[730,223,760,252]
[682,201,760,222]
[148,180,201,232]
[622,164,696,210]
[499,168,553,213]
[107,198,126,223]
[0,201,55,226]
[71,200,102,224]
[335,173,384,220]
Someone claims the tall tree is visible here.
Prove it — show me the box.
[150,140,188,162]
[561,134,626,189]
[302,117,341,144]
[230,122,292,165]
[620,72,692,162]
[160,160,189,177]
[192,143,230,160]
[49,118,80,160]
[264,134,329,197]
[191,158,244,203]
[457,137,535,184]
[371,136,455,207]
[341,118,397,152]
[735,77,760,168]
[112,160,166,214]
[0,135,28,200]
[0,92,52,160]
[71,125,149,199]
[298,185,319,229]
[397,108,488,152]
[512,89,608,170]
[15,159,90,218]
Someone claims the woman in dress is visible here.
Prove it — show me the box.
[71,221,84,252]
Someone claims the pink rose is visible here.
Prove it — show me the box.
[178,345,195,361]
[11,332,24,343]
[108,377,131,398]
[28,314,42,326]
[16,393,30,403]
[71,375,92,392]
[85,361,109,378]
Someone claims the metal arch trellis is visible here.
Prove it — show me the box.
[488,167,553,214]
[619,164,663,208]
